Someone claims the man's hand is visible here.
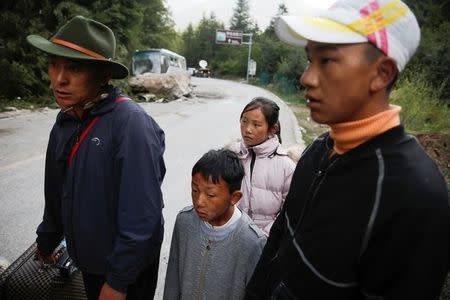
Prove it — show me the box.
[35,249,60,265]
[99,282,126,300]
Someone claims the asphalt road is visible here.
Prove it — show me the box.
[0,77,304,298]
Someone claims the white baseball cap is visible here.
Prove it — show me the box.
[274,0,420,72]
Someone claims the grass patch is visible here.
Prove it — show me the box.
[392,72,450,134]
[288,104,329,145]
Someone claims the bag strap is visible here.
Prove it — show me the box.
[67,96,131,166]
[68,116,100,166]
[115,96,131,103]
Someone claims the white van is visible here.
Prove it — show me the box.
[131,48,187,76]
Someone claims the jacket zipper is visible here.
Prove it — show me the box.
[68,121,83,264]
[271,154,340,264]
[267,155,340,297]
[198,240,211,299]
[292,152,339,234]
[75,123,81,143]
[248,149,256,217]
[249,148,256,180]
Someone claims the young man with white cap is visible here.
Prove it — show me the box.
[245,0,450,299]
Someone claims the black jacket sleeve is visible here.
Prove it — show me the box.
[106,110,166,293]
[245,204,287,299]
[36,127,64,255]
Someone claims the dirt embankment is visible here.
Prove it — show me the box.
[416,133,450,185]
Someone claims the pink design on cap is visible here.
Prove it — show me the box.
[360,0,389,55]
[370,0,389,54]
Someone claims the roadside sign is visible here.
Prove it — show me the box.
[248,59,257,76]
[215,29,243,45]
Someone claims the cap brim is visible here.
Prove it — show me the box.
[27,35,129,79]
[275,15,367,47]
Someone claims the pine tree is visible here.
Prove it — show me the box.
[181,24,197,67]
[138,0,177,50]
[0,0,178,102]
[229,0,252,32]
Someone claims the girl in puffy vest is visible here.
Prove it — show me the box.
[234,97,297,236]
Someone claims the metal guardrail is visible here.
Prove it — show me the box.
[0,242,86,300]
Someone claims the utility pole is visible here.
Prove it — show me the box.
[242,33,253,82]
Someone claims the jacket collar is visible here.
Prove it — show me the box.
[90,86,121,116]
[240,136,285,158]
[56,86,122,124]
[326,125,407,159]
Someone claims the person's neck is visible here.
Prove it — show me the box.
[73,107,85,119]
[329,105,401,155]
[201,206,242,241]
[208,205,235,227]
[63,87,110,120]
[64,104,88,120]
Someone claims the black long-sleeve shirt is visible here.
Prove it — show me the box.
[245,125,450,300]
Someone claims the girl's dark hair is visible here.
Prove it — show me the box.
[240,97,282,143]
[192,149,245,193]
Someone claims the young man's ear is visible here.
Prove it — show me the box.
[231,191,242,205]
[370,57,398,93]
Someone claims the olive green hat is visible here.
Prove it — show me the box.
[26,15,129,79]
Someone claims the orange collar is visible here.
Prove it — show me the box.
[330,105,401,155]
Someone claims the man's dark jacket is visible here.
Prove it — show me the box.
[245,125,450,300]
[36,87,166,293]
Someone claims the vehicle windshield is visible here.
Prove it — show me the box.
[132,51,161,75]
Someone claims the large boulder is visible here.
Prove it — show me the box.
[128,67,192,101]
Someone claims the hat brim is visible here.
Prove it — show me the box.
[27,35,129,79]
[275,15,367,47]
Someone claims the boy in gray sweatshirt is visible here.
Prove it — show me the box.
[163,149,267,300]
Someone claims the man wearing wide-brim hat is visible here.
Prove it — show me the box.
[244,0,450,299]
[28,15,166,300]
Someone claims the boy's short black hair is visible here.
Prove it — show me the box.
[192,149,244,193]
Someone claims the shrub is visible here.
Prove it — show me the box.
[392,71,450,133]
[0,59,48,100]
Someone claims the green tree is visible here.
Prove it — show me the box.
[138,0,178,50]
[179,13,225,71]
[0,0,65,100]
[0,0,178,102]
[249,2,305,91]
[181,24,198,67]
[230,0,253,32]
